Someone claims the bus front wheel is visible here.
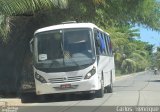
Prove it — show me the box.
[96,79,104,98]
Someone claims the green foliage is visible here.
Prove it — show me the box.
[0,0,155,71]
[107,24,152,74]
[157,47,160,52]
[0,0,156,95]
[153,49,160,69]
[0,0,160,40]
[94,0,160,29]
[0,0,68,15]
[121,59,137,73]
[114,52,123,69]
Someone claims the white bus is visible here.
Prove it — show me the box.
[30,22,115,98]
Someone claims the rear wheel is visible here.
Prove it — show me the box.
[106,83,113,93]
[106,73,113,93]
[104,86,108,93]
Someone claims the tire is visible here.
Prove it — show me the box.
[106,73,113,93]
[106,83,113,93]
[104,87,108,93]
[96,79,104,98]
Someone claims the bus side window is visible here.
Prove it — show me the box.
[108,36,113,56]
[94,30,106,55]
[102,33,107,55]
[106,36,111,55]
[94,30,100,55]
[98,31,106,55]
[104,34,109,55]
[106,35,113,56]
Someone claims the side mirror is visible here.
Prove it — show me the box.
[29,38,33,53]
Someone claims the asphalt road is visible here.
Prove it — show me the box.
[17,71,160,112]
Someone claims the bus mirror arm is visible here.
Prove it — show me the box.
[96,54,100,60]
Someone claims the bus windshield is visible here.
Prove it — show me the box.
[34,28,95,71]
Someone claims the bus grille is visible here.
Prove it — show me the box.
[48,76,83,83]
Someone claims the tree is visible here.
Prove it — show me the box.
[106,24,152,74]
[0,0,157,94]
[0,0,160,40]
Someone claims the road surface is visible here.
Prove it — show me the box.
[16,71,160,112]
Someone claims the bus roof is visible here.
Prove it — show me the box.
[34,22,109,35]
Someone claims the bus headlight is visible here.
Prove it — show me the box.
[84,67,96,79]
[35,72,47,83]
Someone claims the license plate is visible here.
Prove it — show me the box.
[60,84,71,89]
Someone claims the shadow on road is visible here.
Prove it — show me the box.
[113,86,130,87]
[147,80,160,82]
[20,93,95,103]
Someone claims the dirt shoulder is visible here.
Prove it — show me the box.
[0,98,22,106]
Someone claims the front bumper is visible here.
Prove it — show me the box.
[35,76,100,95]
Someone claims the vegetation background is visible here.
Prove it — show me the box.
[0,0,160,96]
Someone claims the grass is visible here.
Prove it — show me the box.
[115,69,122,76]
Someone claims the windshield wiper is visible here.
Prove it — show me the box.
[61,30,65,66]
[61,42,65,65]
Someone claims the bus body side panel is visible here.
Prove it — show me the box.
[97,56,115,87]
[33,63,101,95]
[111,57,116,83]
